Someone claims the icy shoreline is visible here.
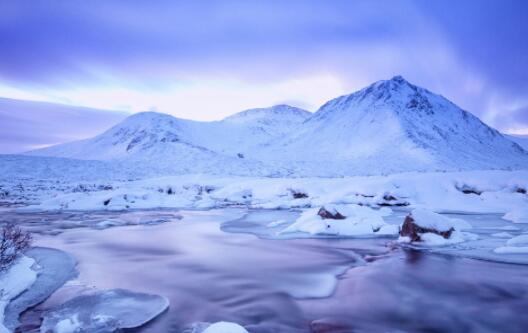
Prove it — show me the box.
[0,247,76,333]
[0,246,173,333]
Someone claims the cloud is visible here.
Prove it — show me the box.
[0,0,526,137]
[0,98,129,153]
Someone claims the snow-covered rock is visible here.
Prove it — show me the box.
[399,209,474,246]
[40,289,169,333]
[202,321,249,333]
[502,208,528,223]
[280,204,398,237]
[185,321,249,333]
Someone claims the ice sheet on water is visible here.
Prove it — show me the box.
[491,232,514,238]
[40,289,169,333]
[409,213,528,264]
[3,247,77,332]
[503,208,528,224]
[0,256,37,333]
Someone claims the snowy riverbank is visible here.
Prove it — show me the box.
[0,248,76,333]
[3,170,526,215]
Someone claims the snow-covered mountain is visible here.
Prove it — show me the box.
[25,105,309,177]
[251,75,528,173]
[26,76,528,176]
[29,104,310,160]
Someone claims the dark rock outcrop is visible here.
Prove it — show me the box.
[400,214,454,242]
[455,184,482,195]
[290,189,308,199]
[379,194,409,207]
[317,207,346,220]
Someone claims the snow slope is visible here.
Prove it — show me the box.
[28,105,310,161]
[508,134,528,151]
[22,76,528,176]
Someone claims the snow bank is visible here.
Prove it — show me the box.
[502,208,528,223]
[491,232,514,238]
[0,256,37,333]
[506,234,528,246]
[9,170,528,215]
[410,209,457,232]
[417,231,476,247]
[494,235,528,255]
[493,246,528,254]
[410,209,472,231]
[280,204,398,237]
[40,289,169,333]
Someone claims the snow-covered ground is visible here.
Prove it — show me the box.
[4,170,524,215]
[280,205,398,237]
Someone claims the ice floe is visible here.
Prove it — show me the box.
[2,247,77,332]
[0,256,37,333]
[502,208,528,223]
[40,289,169,333]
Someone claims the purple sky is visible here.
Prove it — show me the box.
[1,0,528,153]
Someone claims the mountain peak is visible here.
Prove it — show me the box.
[125,111,175,122]
[390,75,407,84]
[376,75,416,92]
[222,104,310,123]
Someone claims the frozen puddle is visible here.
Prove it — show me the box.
[4,208,528,332]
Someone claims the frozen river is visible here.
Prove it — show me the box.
[2,208,528,333]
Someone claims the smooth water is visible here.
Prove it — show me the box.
[3,209,528,333]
